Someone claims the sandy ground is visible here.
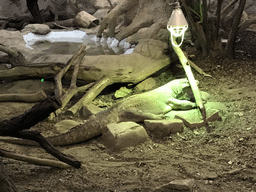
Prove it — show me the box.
[0,30,256,191]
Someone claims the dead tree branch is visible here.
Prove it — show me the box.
[54,44,87,98]
[66,76,113,115]
[0,149,72,169]
[0,96,81,168]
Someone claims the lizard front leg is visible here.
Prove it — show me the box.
[168,98,197,110]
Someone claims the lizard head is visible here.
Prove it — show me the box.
[171,78,199,100]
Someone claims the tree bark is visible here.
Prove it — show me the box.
[226,0,247,58]
[202,0,211,55]
[26,0,44,23]
[180,0,207,56]
[212,0,223,52]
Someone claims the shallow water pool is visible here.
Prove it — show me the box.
[23,30,134,55]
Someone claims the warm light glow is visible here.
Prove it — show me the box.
[168,25,188,47]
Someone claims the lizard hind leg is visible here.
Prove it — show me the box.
[118,109,164,123]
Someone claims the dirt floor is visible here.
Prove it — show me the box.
[1,30,256,192]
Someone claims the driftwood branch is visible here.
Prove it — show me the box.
[0,44,26,66]
[66,76,113,115]
[48,44,92,118]
[18,129,81,168]
[183,52,212,77]
[0,90,47,103]
[49,82,94,120]
[70,48,84,89]
[54,44,87,98]
[188,59,212,77]
[0,148,72,169]
[0,62,100,81]
[0,96,81,168]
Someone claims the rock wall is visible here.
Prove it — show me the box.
[0,0,68,18]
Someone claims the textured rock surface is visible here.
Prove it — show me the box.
[144,119,184,138]
[22,24,51,35]
[102,121,148,150]
[155,179,196,192]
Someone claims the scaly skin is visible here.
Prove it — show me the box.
[0,78,196,146]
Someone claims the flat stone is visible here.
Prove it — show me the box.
[22,24,51,35]
[144,119,184,138]
[102,122,148,151]
[175,109,222,130]
[154,179,196,192]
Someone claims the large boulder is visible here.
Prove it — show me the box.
[0,0,74,21]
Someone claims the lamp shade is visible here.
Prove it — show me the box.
[167,4,188,47]
[167,8,188,29]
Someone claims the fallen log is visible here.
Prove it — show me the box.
[54,44,87,98]
[49,44,96,118]
[0,62,102,82]
[0,90,47,103]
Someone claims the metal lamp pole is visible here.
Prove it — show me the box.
[167,1,210,132]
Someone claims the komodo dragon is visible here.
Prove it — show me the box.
[0,78,197,146]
